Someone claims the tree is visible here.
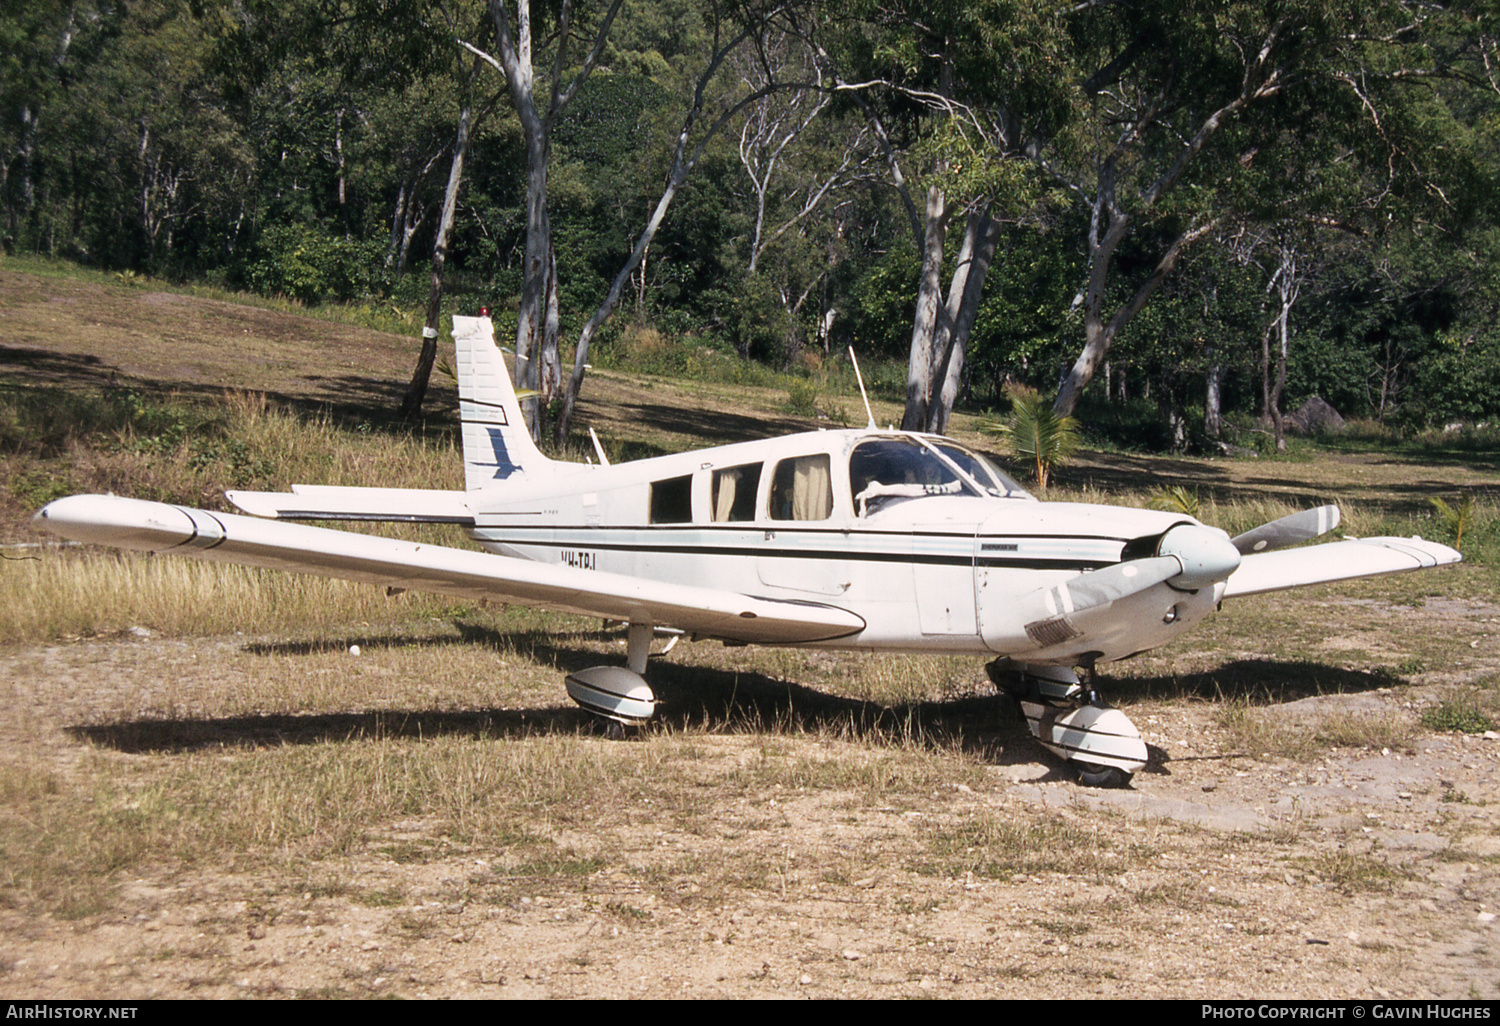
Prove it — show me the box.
[819,0,1073,434]
[553,0,823,444]
[476,0,625,440]
[400,52,504,419]
[1045,0,1482,417]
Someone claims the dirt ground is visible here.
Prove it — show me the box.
[1,606,1497,1001]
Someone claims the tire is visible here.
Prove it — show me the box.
[1075,762,1131,788]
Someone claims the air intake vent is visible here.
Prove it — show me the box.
[1025,616,1082,648]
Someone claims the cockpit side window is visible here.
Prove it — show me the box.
[769,454,833,521]
[711,463,762,522]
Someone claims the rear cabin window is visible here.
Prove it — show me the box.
[711,463,762,522]
[769,454,833,521]
[649,474,694,524]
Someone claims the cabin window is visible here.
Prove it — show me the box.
[711,463,762,522]
[769,454,833,521]
[649,474,693,523]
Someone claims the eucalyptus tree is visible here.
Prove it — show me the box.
[211,0,504,414]
[3,0,254,268]
[468,0,627,439]
[818,0,1075,434]
[552,0,834,444]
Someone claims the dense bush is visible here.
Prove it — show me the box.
[240,225,384,306]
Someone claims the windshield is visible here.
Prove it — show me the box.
[929,441,1032,499]
[849,437,1032,515]
[850,437,975,515]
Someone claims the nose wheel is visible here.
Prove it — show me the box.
[1074,761,1131,789]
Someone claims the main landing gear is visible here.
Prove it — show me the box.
[564,623,658,736]
[987,659,1146,788]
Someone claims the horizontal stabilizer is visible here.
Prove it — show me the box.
[35,495,865,646]
[228,485,473,524]
[1221,536,1461,599]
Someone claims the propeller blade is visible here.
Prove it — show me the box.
[1231,505,1340,555]
[1033,555,1183,617]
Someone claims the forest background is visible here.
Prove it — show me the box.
[6,0,1500,453]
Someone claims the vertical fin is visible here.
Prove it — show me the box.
[453,316,554,490]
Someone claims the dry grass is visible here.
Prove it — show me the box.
[1217,700,1419,762]
[0,550,471,645]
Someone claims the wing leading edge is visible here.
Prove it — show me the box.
[1221,535,1461,599]
[34,494,865,646]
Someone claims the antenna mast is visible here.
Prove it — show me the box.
[848,347,876,429]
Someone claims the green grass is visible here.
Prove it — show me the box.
[1422,696,1499,734]
[3,252,432,341]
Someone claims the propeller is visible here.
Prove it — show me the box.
[1032,555,1183,618]
[1230,504,1340,555]
[1032,523,1243,619]
[1009,507,1336,653]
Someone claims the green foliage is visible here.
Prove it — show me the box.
[242,224,382,305]
[1146,486,1201,519]
[3,0,1499,437]
[1421,697,1497,735]
[1074,397,1177,453]
[986,384,1078,491]
[784,380,817,416]
[1429,494,1477,553]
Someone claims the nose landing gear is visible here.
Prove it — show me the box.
[987,660,1145,788]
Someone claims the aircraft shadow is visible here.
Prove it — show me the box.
[69,626,1059,776]
[1100,659,1409,705]
[68,628,1403,783]
[621,401,818,448]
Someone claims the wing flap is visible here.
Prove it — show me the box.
[227,486,474,525]
[1221,536,1461,599]
[35,495,864,645]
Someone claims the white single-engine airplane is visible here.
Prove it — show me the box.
[35,317,1462,786]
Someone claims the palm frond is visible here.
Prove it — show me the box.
[986,385,1078,491]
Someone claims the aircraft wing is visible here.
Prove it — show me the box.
[1221,535,1461,599]
[34,495,865,646]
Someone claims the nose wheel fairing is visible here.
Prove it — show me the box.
[988,661,1147,785]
